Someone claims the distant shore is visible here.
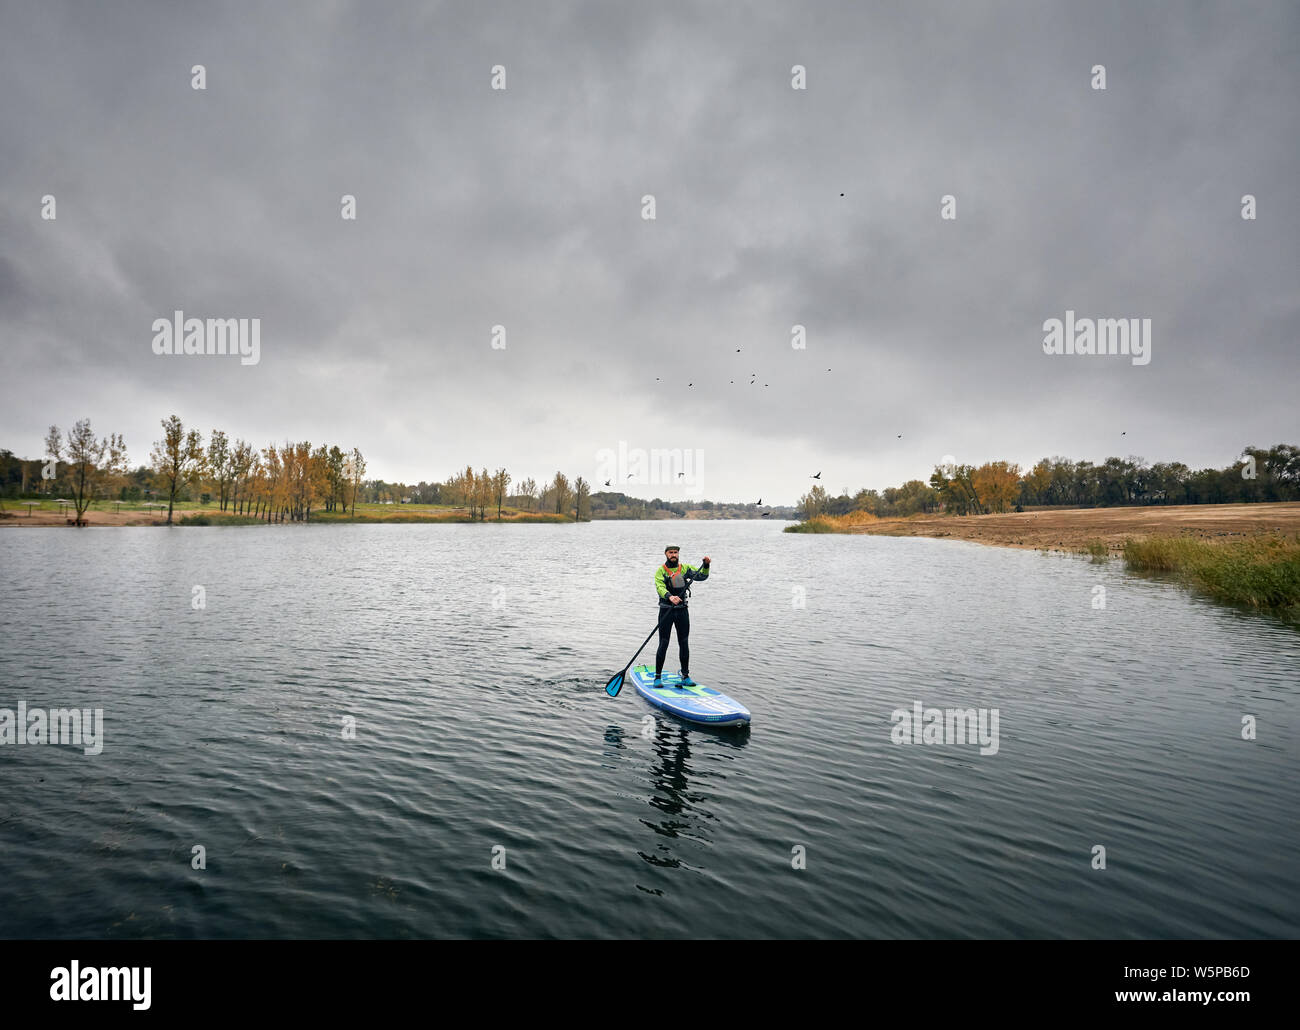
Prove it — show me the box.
[0,503,566,526]
[0,502,779,526]
[805,501,1300,552]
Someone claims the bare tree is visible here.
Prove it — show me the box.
[348,448,367,520]
[552,472,571,516]
[150,415,204,525]
[45,419,128,524]
[476,467,493,522]
[573,476,590,521]
[230,439,254,514]
[493,467,511,519]
[207,430,233,510]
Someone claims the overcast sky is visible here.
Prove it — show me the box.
[2,0,1296,505]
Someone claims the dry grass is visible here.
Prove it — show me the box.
[1123,534,1300,617]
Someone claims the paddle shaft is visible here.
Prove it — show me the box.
[624,603,676,671]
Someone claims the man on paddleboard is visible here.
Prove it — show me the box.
[654,546,710,687]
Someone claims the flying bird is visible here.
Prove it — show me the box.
[604,480,611,487]
[757,498,762,505]
[762,511,772,517]
[811,472,821,479]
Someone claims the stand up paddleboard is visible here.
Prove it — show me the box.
[629,666,751,727]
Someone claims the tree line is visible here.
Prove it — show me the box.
[1,415,604,524]
[799,444,1300,520]
[0,415,367,525]
[439,467,592,521]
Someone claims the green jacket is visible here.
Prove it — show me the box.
[656,561,709,607]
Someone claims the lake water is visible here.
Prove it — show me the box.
[0,521,1296,938]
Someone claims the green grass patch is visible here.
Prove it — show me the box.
[177,513,265,526]
[784,518,836,533]
[1123,534,1300,620]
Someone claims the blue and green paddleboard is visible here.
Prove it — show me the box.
[628,666,751,727]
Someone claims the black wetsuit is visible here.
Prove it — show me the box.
[654,561,708,678]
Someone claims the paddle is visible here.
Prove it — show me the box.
[605,568,696,697]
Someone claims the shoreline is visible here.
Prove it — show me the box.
[0,508,566,527]
[821,501,1300,552]
[0,506,783,527]
[795,502,1300,620]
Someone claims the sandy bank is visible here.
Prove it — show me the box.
[842,502,1300,551]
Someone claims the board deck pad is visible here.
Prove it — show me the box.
[629,665,751,727]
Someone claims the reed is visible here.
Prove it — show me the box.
[1123,534,1300,616]
[785,511,880,533]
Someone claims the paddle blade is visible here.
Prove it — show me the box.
[605,671,625,697]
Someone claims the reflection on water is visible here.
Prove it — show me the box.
[641,721,697,869]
